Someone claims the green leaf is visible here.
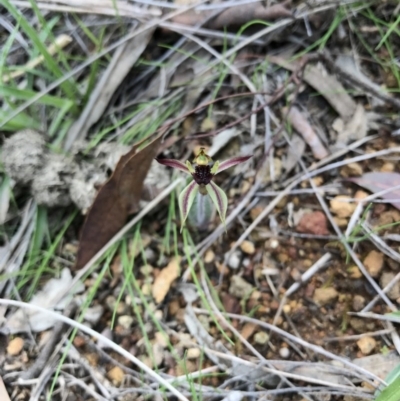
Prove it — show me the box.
[178,181,199,232]
[0,109,40,131]
[206,181,228,229]
[2,0,78,100]
[0,86,74,109]
[375,377,400,401]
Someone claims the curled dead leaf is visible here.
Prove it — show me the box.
[74,135,163,270]
[152,257,181,303]
[172,1,293,30]
[286,106,328,160]
[347,172,400,211]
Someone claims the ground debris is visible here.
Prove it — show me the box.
[357,336,376,355]
[6,337,24,356]
[107,366,125,385]
[3,2,400,399]
[313,287,338,306]
[3,130,46,185]
[330,195,356,218]
[286,106,329,160]
[363,250,384,278]
[152,257,181,303]
[296,210,329,235]
[172,1,293,30]
[380,272,400,300]
[74,135,163,270]
[229,275,253,298]
[240,240,255,255]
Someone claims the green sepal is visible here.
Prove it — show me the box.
[178,180,199,232]
[206,181,228,231]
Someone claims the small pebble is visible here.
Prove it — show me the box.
[227,251,241,269]
[140,264,154,275]
[340,162,363,177]
[283,304,291,314]
[279,347,290,359]
[357,336,376,355]
[84,305,104,325]
[73,336,86,348]
[380,272,400,300]
[381,162,395,172]
[364,250,384,278]
[107,366,125,384]
[204,250,215,263]
[352,295,366,312]
[330,195,356,218]
[240,240,255,255]
[350,318,367,333]
[187,348,201,359]
[313,287,338,306]
[141,282,152,296]
[354,190,369,201]
[254,332,269,345]
[144,248,156,263]
[229,275,254,298]
[7,337,24,356]
[118,315,134,329]
[348,265,362,279]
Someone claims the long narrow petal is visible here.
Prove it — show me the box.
[206,181,228,230]
[178,180,199,231]
[216,155,253,174]
[156,158,190,174]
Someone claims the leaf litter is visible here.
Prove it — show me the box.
[2,268,84,334]
[2,2,400,401]
[74,134,163,270]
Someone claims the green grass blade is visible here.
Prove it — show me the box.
[375,377,400,401]
[0,85,74,108]
[0,108,40,131]
[2,0,78,100]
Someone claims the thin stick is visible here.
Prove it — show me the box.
[20,302,78,380]
[54,177,183,305]
[228,146,400,258]
[0,299,190,401]
[320,51,400,110]
[193,308,385,386]
[0,0,209,132]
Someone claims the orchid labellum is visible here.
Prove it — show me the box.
[156,148,252,231]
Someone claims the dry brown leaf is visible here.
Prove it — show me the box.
[65,28,155,150]
[152,257,181,303]
[269,57,357,120]
[240,322,258,341]
[333,104,368,146]
[172,1,293,29]
[284,134,305,173]
[286,107,329,160]
[348,172,400,211]
[12,1,161,18]
[74,135,163,270]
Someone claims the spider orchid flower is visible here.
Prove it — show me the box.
[156,148,252,230]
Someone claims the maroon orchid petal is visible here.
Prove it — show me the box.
[155,158,190,174]
[216,155,252,174]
